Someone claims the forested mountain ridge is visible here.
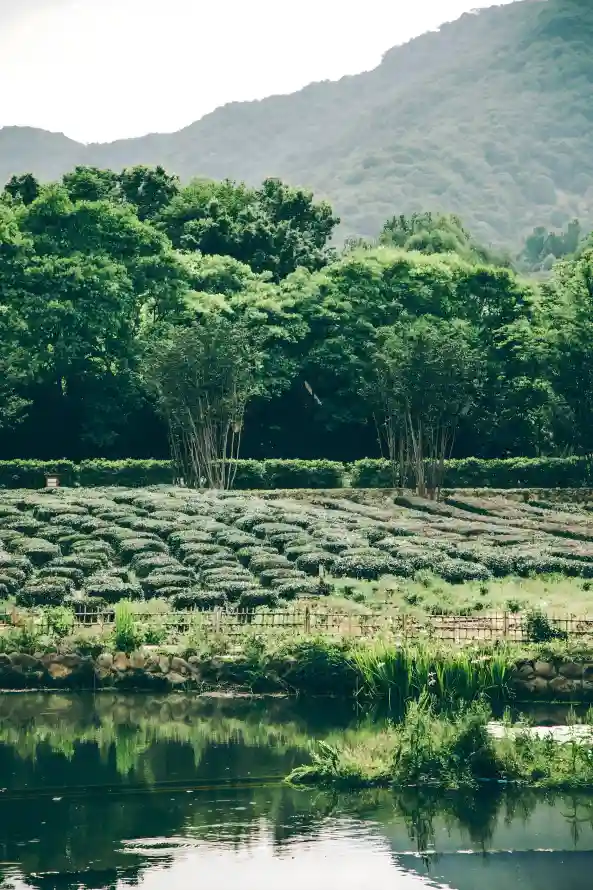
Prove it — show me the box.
[1,0,591,248]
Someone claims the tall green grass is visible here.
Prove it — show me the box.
[113,600,144,653]
[349,641,512,707]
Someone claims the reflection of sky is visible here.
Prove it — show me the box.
[130,828,434,890]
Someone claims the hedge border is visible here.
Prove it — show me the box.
[0,456,592,490]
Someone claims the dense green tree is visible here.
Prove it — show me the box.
[371,316,483,494]
[543,246,593,455]
[0,186,190,457]
[158,177,339,280]
[3,173,40,206]
[143,312,267,488]
[269,248,533,457]
[62,166,120,203]
[118,165,180,221]
[1,160,593,467]
[518,219,582,273]
[379,212,511,267]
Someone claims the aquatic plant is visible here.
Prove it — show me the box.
[287,693,593,791]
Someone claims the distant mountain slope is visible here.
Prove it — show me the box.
[1,0,592,247]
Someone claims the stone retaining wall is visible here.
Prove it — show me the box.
[510,660,593,699]
[0,650,245,691]
[3,651,593,699]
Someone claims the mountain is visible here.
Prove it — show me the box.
[1,0,592,248]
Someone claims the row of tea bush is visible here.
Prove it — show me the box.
[2,457,593,490]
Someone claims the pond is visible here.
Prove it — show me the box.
[0,693,592,889]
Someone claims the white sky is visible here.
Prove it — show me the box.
[0,0,518,144]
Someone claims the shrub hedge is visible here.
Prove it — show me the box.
[0,461,78,489]
[3,456,593,490]
[263,460,344,490]
[78,460,175,487]
[349,457,593,489]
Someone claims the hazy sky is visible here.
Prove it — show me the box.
[0,0,518,144]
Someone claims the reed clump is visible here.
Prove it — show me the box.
[349,641,512,706]
[287,692,593,790]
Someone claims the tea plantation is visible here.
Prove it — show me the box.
[2,487,593,615]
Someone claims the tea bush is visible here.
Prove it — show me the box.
[5,482,593,623]
[238,589,280,610]
[0,516,43,535]
[63,593,108,613]
[213,530,260,550]
[284,543,318,561]
[333,551,400,581]
[13,538,60,566]
[437,558,492,584]
[0,554,32,576]
[0,573,19,595]
[208,580,261,602]
[51,555,105,575]
[236,545,277,566]
[38,565,84,587]
[173,590,227,610]
[16,582,67,606]
[85,575,142,603]
[295,552,338,576]
[130,553,183,577]
[252,522,305,540]
[249,553,293,573]
[142,572,193,598]
[259,567,305,588]
[276,578,323,598]
[118,538,168,563]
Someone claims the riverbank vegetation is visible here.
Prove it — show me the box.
[1,615,592,704]
[287,693,593,791]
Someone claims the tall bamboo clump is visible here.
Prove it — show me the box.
[145,313,264,489]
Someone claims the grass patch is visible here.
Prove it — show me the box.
[287,692,593,790]
[331,572,593,619]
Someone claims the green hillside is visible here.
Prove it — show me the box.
[1,0,592,249]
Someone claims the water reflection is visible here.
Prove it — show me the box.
[0,694,592,889]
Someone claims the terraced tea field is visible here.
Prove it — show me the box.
[1,487,593,617]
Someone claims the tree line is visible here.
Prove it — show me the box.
[0,166,592,479]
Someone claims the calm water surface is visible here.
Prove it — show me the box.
[0,693,592,890]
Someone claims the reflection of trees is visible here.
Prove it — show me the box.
[559,795,593,847]
[0,693,357,781]
[0,694,353,887]
[21,869,120,890]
